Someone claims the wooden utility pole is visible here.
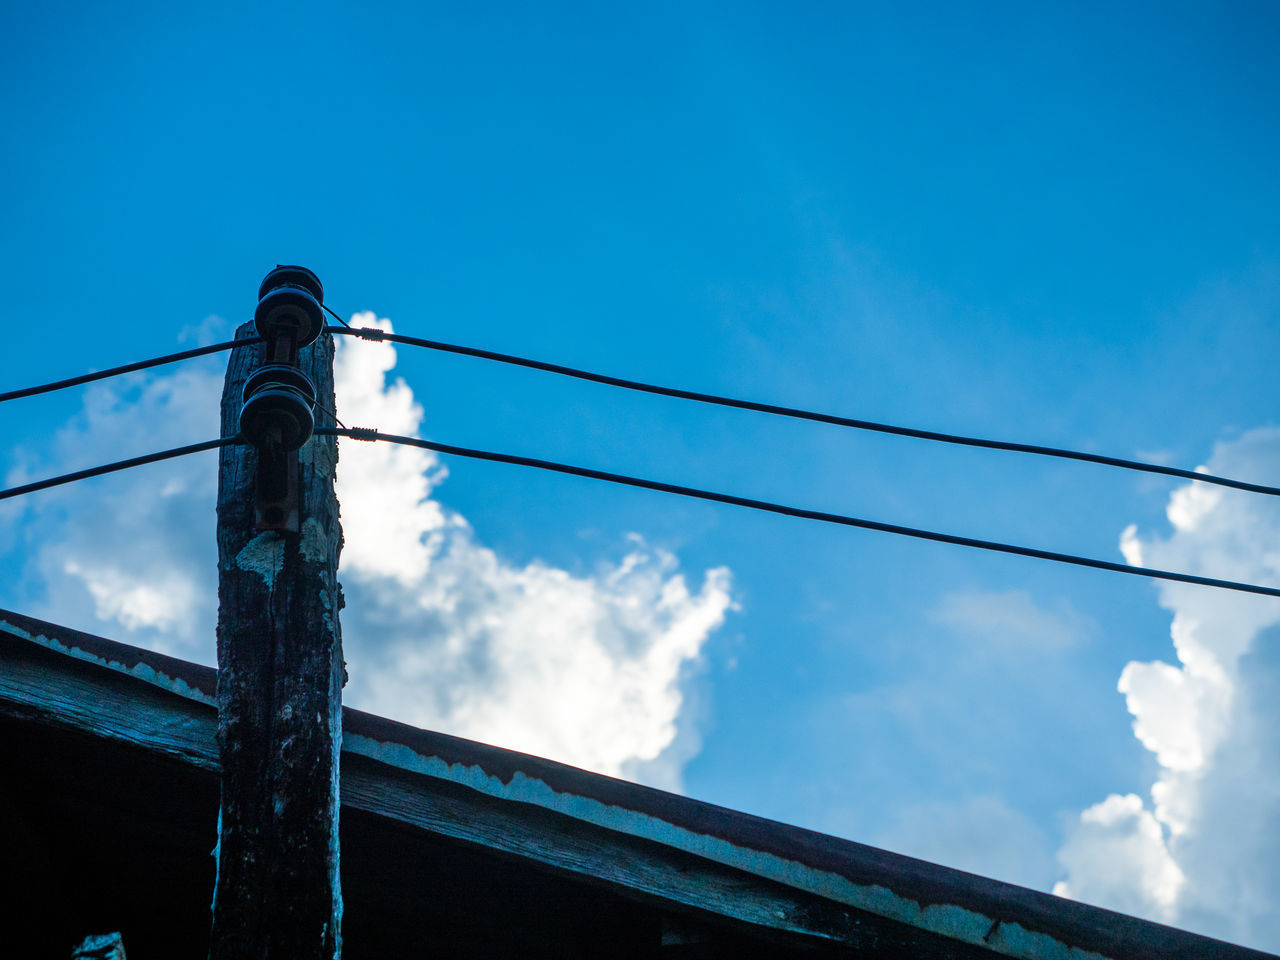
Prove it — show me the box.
[210,267,344,959]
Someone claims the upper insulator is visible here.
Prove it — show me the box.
[259,265,323,303]
[255,265,325,348]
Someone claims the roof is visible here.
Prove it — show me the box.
[1,608,1273,960]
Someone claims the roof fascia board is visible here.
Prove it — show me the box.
[0,628,970,954]
[2,612,1274,960]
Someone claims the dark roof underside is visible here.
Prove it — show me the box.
[1,609,1274,960]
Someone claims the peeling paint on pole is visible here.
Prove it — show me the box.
[300,518,329,565]
[234,532,286,588]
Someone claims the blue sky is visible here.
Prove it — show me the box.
[4,2,1280,949]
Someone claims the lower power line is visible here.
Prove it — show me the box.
[3,427,1272,600]
[0,438,240,501]
[0,336,265,404]
[320,426,1280,600]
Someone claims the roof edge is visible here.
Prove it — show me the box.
[1,608,1272,960]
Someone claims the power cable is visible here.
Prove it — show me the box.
[327,325,1280,499]
[0,438,240,501]
[4,421,1273,599]
[0,337,266,404]
[320,426,1280,600]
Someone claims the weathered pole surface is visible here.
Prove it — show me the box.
[210,319,344,958]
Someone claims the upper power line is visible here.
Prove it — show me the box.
[328,324,1280,499]
[5,321,1275,501]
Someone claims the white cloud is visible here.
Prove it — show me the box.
[4,364,225,660]
[1054,793,1185,923]
[332,314,734,785]
[1054,428,1280,951]
[1118,655,1220,774]
[1165,472,1222,533]
[329,314,449,583]
[3,314,733,787]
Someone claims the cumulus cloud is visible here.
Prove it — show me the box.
[1054,428,1280,951]
[4,363,225,660]
[2,314,733,786]
[334,313,734,784]
[1055,793,1185,923]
